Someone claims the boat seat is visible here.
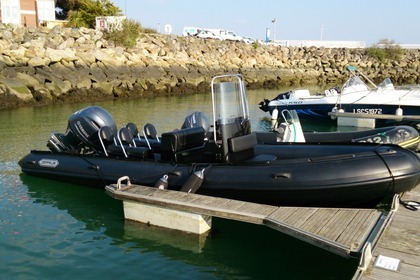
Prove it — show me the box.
[227,133,257,163]
[100,126,153,159]
[98,126,115,156]
[135,138,162,152]
[161,127,206,162]
[143,123,160,152]
[143,123,160,141]
[99,126,128,157]
[127,123,161,155]
[126,122,141,141]
[126,146,154,159]
[118,127,154,159]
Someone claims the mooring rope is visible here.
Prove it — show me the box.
[399,198,420,211]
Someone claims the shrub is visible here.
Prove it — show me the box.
[252,40,259,49]
[366,39,404,62]
[142,27,157,34]
[106,19,141,48]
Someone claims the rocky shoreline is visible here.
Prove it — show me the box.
[1,24,419,109]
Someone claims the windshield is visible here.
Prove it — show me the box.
[212,81,248,124]
[378,78,394,89]
[341,76,369,92]
[211,74,250,142]
[344,76,365,87]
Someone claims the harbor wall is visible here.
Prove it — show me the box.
[1,24,419,109]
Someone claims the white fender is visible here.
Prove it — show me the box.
[271,108,279,129]
[331,107,338,120]
[271,108,279,120]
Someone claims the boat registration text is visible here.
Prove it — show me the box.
[352,108,383,114]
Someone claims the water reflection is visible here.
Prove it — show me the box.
[21,173,358,279]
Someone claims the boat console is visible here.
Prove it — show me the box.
[211,74,256,163]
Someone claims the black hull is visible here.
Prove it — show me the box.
[256,125,420,151]
[19,143,420,208]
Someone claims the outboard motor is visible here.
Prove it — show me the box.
[181,111,211,138]
[67,106,117,150]
[47,106,117,153]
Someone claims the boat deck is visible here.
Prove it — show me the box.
[105,183,390,258]
[353,185,420,280]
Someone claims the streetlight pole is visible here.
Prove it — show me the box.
[272,18,277,42]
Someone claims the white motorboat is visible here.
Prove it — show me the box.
[259,66,420,126]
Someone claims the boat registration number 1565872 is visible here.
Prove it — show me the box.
[352,108,383,114]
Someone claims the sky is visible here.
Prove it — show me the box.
[111,0,420,45]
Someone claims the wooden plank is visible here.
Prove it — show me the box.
[317,209,358,241]
[362,263,419,280]
[335,210,366,245]
[282,207,319,228]
[266,207,384,257]
[337,210,382,248]
[264,214,351,257]
[203,197,237,209]
[298,208,339,234]
[376,221,420,256]
[267,207,302,222]
[374,247,420,268]
[131,186,156,196]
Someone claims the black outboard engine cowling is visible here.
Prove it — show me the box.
[181,111,211,137]
[66,106,117,150]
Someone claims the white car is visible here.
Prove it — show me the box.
[183,26,201,36]
[243,37,256,44]
[221,30,243,41]
[197,29,223,40]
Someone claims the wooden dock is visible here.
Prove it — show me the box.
[105,180,392,259]
[353,185,420,280]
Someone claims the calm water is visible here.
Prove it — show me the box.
[0,87,360,279]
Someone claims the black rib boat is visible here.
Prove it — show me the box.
[256,109,420,151]
[19,74,420,208]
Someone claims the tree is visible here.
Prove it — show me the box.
[56,0,122,28]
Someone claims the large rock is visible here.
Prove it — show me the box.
[16,72,41,88]
[28,56,48,67]
[45,79,72,96]
[0,77,33,101]
[45,47,77,62]
[92,81,115,96]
